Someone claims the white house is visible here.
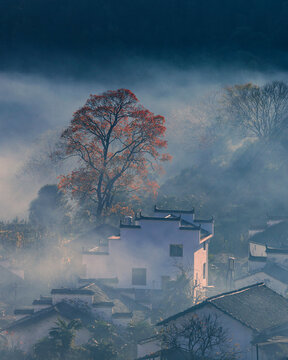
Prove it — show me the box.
[137,283,288,360]
[82,206,214,291]
[235,218,288,296]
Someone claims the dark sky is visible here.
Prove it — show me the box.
[0,0,288,218]
[0,0,288,76]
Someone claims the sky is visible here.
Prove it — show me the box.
[0,0,288,219]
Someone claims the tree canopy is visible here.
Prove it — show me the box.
[58,88,170,219]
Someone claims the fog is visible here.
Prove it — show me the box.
[0,63,286,219]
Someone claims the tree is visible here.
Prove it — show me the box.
[223,81,288,139]
[34,318,82,360]
[162,314,239,360]
[154,264,204,320]
[29,185,70,233]
[57,89,170,220]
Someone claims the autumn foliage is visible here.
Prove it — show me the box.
[58,89,171,218]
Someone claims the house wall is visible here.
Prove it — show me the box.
[161,304,256,360]
[82,214,211,291]
[112,316,132,326]
[82,252,117,279]
[114,220,204,289]
[248,259,266,272]
[137,337,161,358]
[249,242,267,257]
[193,243,208,289]
[92,306,113,320]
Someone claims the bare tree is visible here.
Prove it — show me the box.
[162,314,239,360]
[223,81,288,139]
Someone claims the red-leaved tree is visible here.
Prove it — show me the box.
[57,89,171,219]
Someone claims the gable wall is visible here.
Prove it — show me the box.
[163,304,256,360]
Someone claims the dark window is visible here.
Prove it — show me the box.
[170,244,183,257]
[203,242,206,250]
[203,263,206,279]
[132,268,146,285]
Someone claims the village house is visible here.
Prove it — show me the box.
[82,206,213,291]
[137,283,288,360]
[1,280,151,352]
[235,217,288,296]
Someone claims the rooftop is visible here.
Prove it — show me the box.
[266,246,288,254]
[237,263,288,285]
[51,288,94,295]
[135,214,181,221]
[154,206,194,214]
[158,283,288,332]
[250,220,288,248]
[4,301,92,331]
[32,298,53,305]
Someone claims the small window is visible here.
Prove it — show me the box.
[132,268,146,286]
[170,244,183,257]
[203,242,206,250]
[203,263,206,279]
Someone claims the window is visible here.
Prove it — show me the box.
[203,263,206,279]
[132,268,146,286]
[170,244,183,257]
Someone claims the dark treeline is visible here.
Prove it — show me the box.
[1,0,288,73]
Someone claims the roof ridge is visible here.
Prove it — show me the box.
[154,205,195,214]
[207,282,265,302]
[157,283,266,326]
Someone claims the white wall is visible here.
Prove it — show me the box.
[162,304,256,360]
[137,337,161,358]
[249,242,267,257]
[83,215,211,291]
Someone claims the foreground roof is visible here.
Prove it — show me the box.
[158,283,288,332]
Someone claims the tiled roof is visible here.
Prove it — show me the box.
[51,288,94,295]
[32,298,52,305]
[14,308,34,315]
[112,312,133,319]
[80,283,111,303]
[3,302,93,331]
[154,206,194,214]
[266,246,288,254]
[251,221,288,247]
[120,223,141,229]
[135,214,181,221]
[194,218,214,223]
[92,302,114,307]
[157,283,288,332]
